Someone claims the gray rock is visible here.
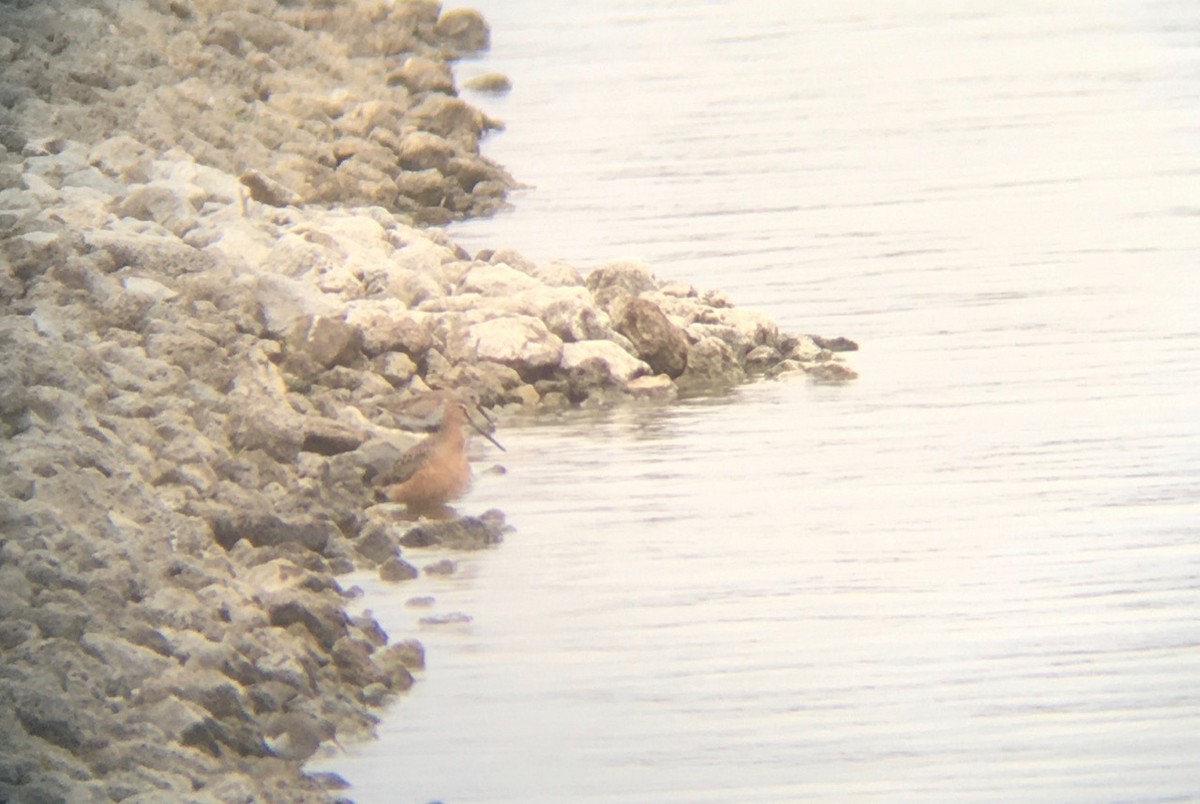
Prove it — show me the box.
[389,56,455,95]
[744,343,782,372]
[266,593,349,652]
[810,334,859,352]
[206,509,336,555]
[285,314,363,370]
[8,685,94,752]
[239,169,302,208]
[806,362,859,383]
[677,336,745,391]
[264,711,340,762]
[585,259,659,314]
[331,636,388,687]
[398,514,507,550]
[379,556,419,583]
[112,182,200,237]
[423,558,457,576]
[389,639,426,670]
[374,351,418,386]
[89,135,153,182]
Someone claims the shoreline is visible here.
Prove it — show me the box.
[0,1,854,800]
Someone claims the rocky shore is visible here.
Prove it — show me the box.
[0,0,855,800]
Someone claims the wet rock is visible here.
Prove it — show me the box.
[744,343,782,372]
[811,334,859,352]
[781,334,824,362]
[626,373,677,401]
[463,72,512,94]
[615,297,690,378]
[379,556,419,583]
[354,521,401,566]
[435,7,491,52]
[389,639,426,671]
[678,336,745,391]
[419,612,472,626]
[423,558,456,576]
[689,306,780,361]
[397,514,506,550]
[806,362,859,383]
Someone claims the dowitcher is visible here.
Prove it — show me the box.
[384,399,505,517]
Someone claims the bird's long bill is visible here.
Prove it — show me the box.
[467,409,506,452]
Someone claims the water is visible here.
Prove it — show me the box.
[315,2,1200,800]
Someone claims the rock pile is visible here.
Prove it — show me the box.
[0,0,513,225]
[0,0,855,800]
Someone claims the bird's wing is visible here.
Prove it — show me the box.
[373,439,434,487]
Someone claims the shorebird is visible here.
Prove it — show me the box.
[384,399,505,517]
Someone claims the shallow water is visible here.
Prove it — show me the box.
[316,2,1200,800]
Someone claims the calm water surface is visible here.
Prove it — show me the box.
[316,2,1200,800]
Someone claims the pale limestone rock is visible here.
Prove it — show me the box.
[345,301,433,357]
[112,182,202,237]
[560,340,650,385]
[459,262,541,296]
[121,275,179,302]
[513,285,619,344]
[585,258,660,316]
[465,315,563,372]
[626,373,677,400]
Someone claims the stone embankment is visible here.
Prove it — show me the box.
[0,0,855,800]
